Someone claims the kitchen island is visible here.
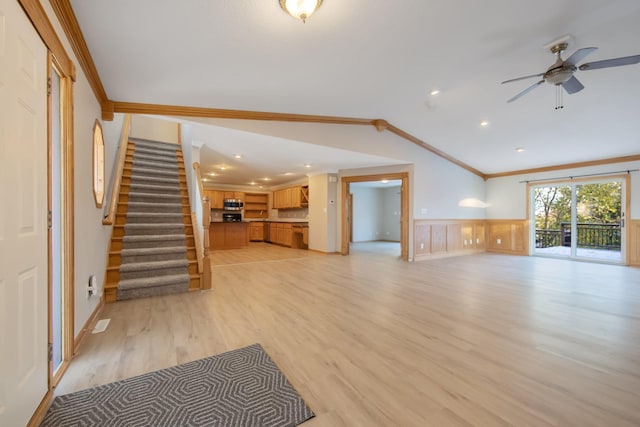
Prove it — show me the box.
[209,222,250,250]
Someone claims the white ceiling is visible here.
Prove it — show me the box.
[69,0,640,179]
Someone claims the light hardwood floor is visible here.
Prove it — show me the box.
[57,243,640,426]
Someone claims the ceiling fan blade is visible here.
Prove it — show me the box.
[501,73,545,84]
[579,54,640,71]
[561,76,584,94]
[507,79,545,103]
[564,47,598,66]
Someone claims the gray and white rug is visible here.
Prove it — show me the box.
[41,344,314,427]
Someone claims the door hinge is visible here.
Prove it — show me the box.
[48,342,53,362]
[48,210,52,229]
[47,77,52,97]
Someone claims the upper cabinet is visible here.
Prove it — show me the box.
[273,185,309,210]
[203,190,224,209]
[224,191,245,201]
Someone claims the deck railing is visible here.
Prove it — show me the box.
[536,222,621,250]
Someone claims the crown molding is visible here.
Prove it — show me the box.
[485,154,640,179]
[18,0,74,78]
[49,0,108,106]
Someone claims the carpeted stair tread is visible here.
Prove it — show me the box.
[126,201,184,208]
[133,152,178,163]
[123,233,186,242]
[126,175,181,185]
[120,246,187,256]
[118,273,190,291]
[128,183,183,192]
[120,259,187,271]
[131,138,181,150]
[132,159,180,169]
[130,167,180,177]
[124,214,184,225]
[124,222,186,230]
[130,147,180,159]
[127,191,184,200]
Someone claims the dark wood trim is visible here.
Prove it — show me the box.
[49,0,108,106]
[385,123,486,179]
[17,0,74,78]
[113,101,375,125]
[485,155,640,179]
[341,173,410,261]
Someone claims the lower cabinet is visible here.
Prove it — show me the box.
[266,222,294,247]
[249,222,265,241]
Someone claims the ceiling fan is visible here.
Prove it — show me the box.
[502,42,640,105]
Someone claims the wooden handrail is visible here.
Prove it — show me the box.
[193,161,205,198]
[102,114,131,225]
[192,211,203,273]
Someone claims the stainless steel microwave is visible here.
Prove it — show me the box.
[223,199,243,210]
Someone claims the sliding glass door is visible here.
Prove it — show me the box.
[532,179,625,263]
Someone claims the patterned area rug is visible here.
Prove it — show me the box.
[41,344,314,427]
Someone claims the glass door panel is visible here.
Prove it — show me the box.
[574,182,622,262]
[533,185,572,257]
[532,180,625,263]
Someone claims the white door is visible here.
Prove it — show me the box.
[0,0,49,425]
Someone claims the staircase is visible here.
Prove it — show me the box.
[104,138,200,302]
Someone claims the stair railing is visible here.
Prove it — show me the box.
[192,162,212,290]
[102,114,131,225]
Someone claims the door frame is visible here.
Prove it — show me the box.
[527,173,630,264]
[47,52,74,387]
[341,173,409,260]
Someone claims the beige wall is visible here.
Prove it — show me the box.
[308,173,338,253]
[130,114,180,144]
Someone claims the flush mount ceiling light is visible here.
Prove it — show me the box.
[234,154,242,159]
[480,120,490,127]
[380,179,389,184]
[430,89,440,96]
[279,0,323,23]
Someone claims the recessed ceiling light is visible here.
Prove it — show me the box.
[304,164,312,168]
[259,185,264,189]
[480,120,490,127]
[219,166,227,170]
[516,147,525,152]
[430,89,440,96]
[381,179,389,184]
[283,172,294,176]
[202,178,209,182]
[234,154,242,159]
[263,177,271,181]
[207,172,217,176]
[250,181,256,185]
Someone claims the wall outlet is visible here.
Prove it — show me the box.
[420,208,428,214]
[497,238,502,245]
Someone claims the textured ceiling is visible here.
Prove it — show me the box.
[69,0,640,178]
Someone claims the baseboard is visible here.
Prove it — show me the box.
[27,388,53,427]
[73,296,105,354]
[414,249,485,262]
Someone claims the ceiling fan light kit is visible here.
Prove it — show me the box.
[502,40,640,109]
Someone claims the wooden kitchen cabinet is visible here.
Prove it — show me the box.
[223,191,245,201]
[272,185,309,210]
[209,222,249,249]
[203,190,224,209]
[249,222,265,241]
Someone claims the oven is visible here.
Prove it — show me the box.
[222,213,242,222]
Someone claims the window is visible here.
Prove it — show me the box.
[92,120,105,207]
